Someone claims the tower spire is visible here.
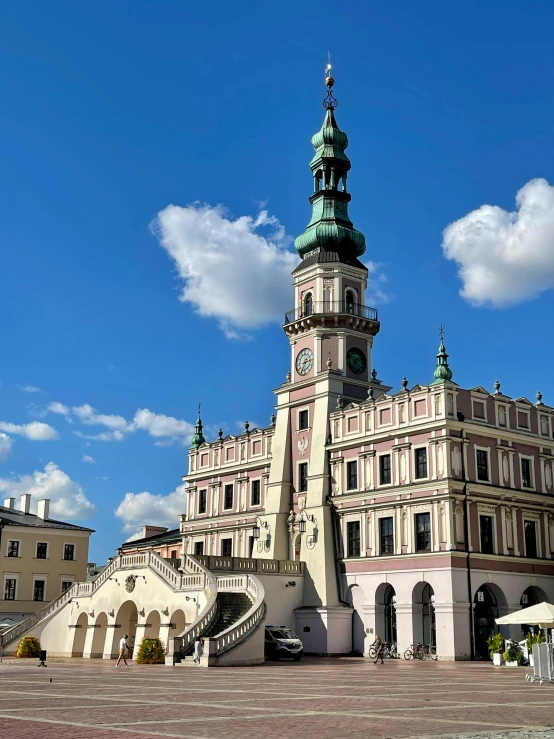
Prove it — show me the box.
[430,328,454,385]
[294,62,366,260]
[190,402,206,448]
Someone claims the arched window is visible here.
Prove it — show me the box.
[345,289,355,315]
[304,292,313,317]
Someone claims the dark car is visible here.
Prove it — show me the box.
[264,625,303,661]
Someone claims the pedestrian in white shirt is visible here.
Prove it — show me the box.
[116,633,129,668]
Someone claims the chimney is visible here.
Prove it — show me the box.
[20,494,31,514]
[141,525,168,539]
[3,497,15,510]
[37,499,50,520]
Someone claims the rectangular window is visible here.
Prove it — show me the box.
[221,538,232,557]
[298,410,309,430]
[299,463,308,492]
[170,550,178,559]
[415,448,428,479]
[63,544,75,561]
[415,513,431,551]
[480,515,494,554]
[198,489,207,514]
[525,520,537,558]
[4,578,16,600]
[521,458,533,489]
[251,479,261,506]
[7,541,19,558]
[380,517,394,555]
[347,460,358,490]
[476,450,489,482]
[347,521,361,558]
[36,542,48,559]
[224,484,234,510]
[194,541,204,556]
[33,580,46,602]
[379,455,391,485]
[61,581,73,594]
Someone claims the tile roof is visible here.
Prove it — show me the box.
[292,250,368,274]
[120,527,181,549]
[0,505,94,532]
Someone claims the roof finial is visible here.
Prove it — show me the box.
[190,403,206,448]
[323,53,337,109]
[430,327,453,385]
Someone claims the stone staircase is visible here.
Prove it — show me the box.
[203,592,254,638]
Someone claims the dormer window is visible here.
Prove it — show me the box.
[303,292,313,317]
[498,405,507,427]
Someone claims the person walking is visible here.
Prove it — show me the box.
[116,633,130,668]
[193,636,202,664]
[373,634,384,665]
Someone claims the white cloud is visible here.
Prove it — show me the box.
[152,204,297,337]
[365,260,392,305]
[82,455,96,464]
[130,409,194,443]
[17,385,41,393]
[72,404,129,430]
[74,430,125,442]
[0,433,12,462]
[0,462,95,519]
[0,421,58,441]
[114,483,187,533]
[442,178,554,307]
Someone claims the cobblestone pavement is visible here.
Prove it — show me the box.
[0,657,553,739]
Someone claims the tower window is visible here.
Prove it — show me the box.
[299,463,308,492]
[345,290,355,314]
[303,293,313,317]
[298,410,309,430]
[347,521,361,558]
[346,460,358,490]
[379,455,391,485]
[198,489,207,514]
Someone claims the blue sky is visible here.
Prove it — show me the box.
[1,1,554,563]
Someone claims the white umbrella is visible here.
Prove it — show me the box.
[496,602,554,629]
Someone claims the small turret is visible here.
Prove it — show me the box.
[430,328,453,385]
[190,403,206,448]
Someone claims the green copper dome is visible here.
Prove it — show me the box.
[430,340,453,385]
[190,415,206,448]
[294,104,366,259]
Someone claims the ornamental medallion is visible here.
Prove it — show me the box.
[298,436,309,455]
[125,575,137,593]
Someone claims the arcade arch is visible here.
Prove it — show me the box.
[144,610,161,639]
[91,612,108,658]
[412,582,436,649]
[169,610,187,639]
[375,583,396,645]
[474,583,506,660]
[72,612,88,657]
[110,601,138,658]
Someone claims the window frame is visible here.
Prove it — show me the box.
[63,543,76,561]
[221,538,233,557]
[517,409,531,430]
[35,542,49,560]
[520,456,535,490]
[379,516,394,555]
[479,514,495,555]
[475,447,490,483]
[346,520,361,558]
[32,577,47,602]
[6,539,20,558]
[346,460,358,491]
[223,484,234,510]
[250,478,261,507]
[3,574,18,601]
[378,453,392,486]
[198,489,207,515]
[414,447,428,480]
[471,398,487,422]
[524,518,538,559]
[299,462,308,493]
[298,408,309,431]
[194,541,204,556]
[415,512,431,552]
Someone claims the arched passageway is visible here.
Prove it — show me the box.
[375,584,397,645]
[520,586,547,637]
[169,609,187,639]
[111,601,138,658]
[474,584,506,660]
[72,612,88,656]
[144,611,161,639]
[91,612,108,658]
[412,582,436,649]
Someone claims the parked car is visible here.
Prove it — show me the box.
[264,625,303,661]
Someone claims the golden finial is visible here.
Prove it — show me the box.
[325,51,335,88]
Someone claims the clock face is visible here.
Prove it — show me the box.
[296,348,314,376]
[347,347,367,375]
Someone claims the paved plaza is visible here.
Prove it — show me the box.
[0,657,553,739]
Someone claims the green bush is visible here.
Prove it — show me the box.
[504,640,524,665]
[16,635,41,658]
[136,637,165,664]
[526,632,544,653]
[487,632,504,658]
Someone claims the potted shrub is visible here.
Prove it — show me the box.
[526,632,543,667]
[503,640,523,667]
[487,632,505,666]
[136,637,165,664]
[15,635,41,658]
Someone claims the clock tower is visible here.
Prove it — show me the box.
[261,69,389,651]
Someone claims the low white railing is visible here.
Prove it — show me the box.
[171,556,218,661]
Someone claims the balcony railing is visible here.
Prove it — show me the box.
[285,301,378,324]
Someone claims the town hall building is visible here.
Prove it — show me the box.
[2,71,553,663]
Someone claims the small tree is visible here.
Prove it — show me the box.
[136,637,165,664]
[486,632,504,658]
[16,635,41,658]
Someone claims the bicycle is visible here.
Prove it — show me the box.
[404,643,437,661]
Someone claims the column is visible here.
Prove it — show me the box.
[433,602,471,660]
[432,501,440,552]
[500,506,509,555]
[159,623,172,654]
[394,603,413,655]
[443,499,453,551]
[82,623,96,659]
[512,508,520,556]
[134,623,148,655]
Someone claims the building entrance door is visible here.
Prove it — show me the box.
[474,585,498,660]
